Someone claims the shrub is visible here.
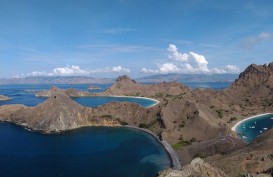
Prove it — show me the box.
[172,140,192,151]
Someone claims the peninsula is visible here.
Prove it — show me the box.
[0,62,273,176]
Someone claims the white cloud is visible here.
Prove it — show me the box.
[22,65,130,77]
[168,44,189,62]
[112,66,130,73]
[141,44,240,74]
[240,32,271,49]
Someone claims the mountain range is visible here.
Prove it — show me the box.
[0,74,238,85]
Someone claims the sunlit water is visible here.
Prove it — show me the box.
[234,113,273,143]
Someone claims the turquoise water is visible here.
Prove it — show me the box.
[0,124,170,177]
[234,113,273,143]
[74,96,156,108]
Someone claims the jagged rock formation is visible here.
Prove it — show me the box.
[0,95,11,101]
[158,158,229,177]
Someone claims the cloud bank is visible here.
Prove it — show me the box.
[20,65,130,77]
[240,32,271,49]
[141,44,240,74]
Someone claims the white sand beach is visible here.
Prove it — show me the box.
[231,113,272,132]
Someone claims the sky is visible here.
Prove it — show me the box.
[0,0,273,78]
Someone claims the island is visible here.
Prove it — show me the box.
[0,62,273,176]
[0,95,11,101]
[87,85,101,90]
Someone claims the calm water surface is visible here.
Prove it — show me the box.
[0,124,170,177]
[0,84,156,108]
[234,113,273,143]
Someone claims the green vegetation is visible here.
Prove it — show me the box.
[262,98,273,107]
[227,116,237,123]
[172,140,192,150]
[138,120,157,129]
[193,153,207,159]
[115,118,128,125]
[216,109,223,118]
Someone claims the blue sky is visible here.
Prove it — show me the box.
[0,0,272,78]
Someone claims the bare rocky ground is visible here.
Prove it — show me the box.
[1,63,273,176]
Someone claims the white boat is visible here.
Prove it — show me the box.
[260,131,263,133]
[263,128,268,130]
[242,136,247,139]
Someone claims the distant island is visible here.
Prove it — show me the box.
[0,95,11,101]
[88,85,101,90]
[0,63,273,176]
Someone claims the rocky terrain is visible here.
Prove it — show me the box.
[1,62,273,176]
[158,158,229,177]
[0,95,11,101]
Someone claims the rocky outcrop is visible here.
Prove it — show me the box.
[102,75,191,97]
[158,158,229,177]
[0,95,11,101]
[88,85,101,90]
[35,87,94,98]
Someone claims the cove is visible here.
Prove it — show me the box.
[0,85,157,108]
[73,96,158,108]
[232,113,273,143]
[0,123,170,177]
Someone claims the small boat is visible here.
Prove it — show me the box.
[271,117,273,120]
[263,128,268,130]
[260,131,263,133]
[242,136,247,139]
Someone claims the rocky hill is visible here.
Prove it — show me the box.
[158,158,229,177]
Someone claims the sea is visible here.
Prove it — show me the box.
[233,113,273,143]
[0,82,231,177]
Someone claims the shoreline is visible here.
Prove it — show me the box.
[0,120,181,170]
[125,125,181,170]
[231,113,272,132]
[100,95,160,108]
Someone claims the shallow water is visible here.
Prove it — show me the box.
[234,113,273,143]
[0,124,170,177]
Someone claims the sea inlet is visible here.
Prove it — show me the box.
[0,84,169,177]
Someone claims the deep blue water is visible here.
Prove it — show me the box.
[234,113,273,143]
[0,84,156,108]
[0,124,170,177]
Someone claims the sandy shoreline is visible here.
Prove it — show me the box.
[231,113,272,132]
[103,95,160,108]
[125,125,181,170]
